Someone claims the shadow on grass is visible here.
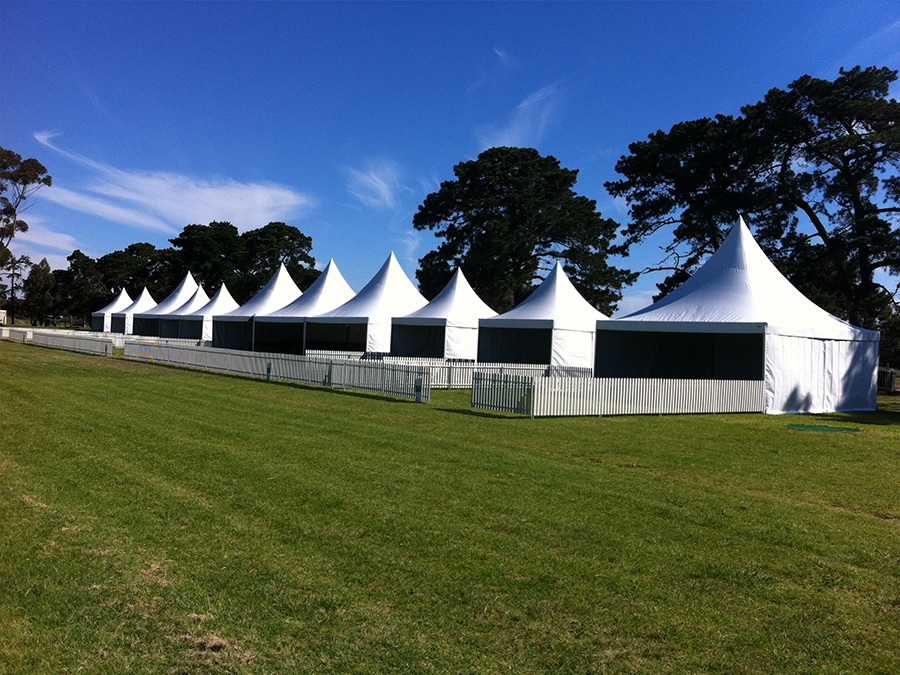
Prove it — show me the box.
[273,379,422,405]
[436,407,526,420]
[810,408,900,427]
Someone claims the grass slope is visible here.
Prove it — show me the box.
[1,342,898,673]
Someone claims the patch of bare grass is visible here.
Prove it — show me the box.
[19,494,48,509]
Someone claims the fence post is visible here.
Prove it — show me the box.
[266,362,272,382]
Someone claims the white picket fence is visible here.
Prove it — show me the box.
[471,372,534,414]
[123,341,431,402]
[382,356,592,389]
[305,349,365,360]
[5,331,764,416]
[471,373,766,417]
[1,328,135,353]
[31,331,118,356]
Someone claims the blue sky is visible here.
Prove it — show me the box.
[2,1,898,315]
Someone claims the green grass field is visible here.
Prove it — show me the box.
[1,341,898,673]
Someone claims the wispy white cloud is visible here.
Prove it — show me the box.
[6,214,77,271]
[836,19,900,75]
[42,185,175,233]
[468,46,517,94]
[6,248,71,273]
[34,132,314,234]
[493,47,511,65]
[478,83,562,150]
[345,160,404,209]
[17,220,79,252]
[610,195,629,217]
[394,228,421,273]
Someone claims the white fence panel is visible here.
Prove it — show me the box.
[1,327,32,343]
[271,355,334,387]
[471,372,534,415]
[305,349,365,360]
[382,358,593,389]
[531,377,603,416]
[531,378,765,416]
[472,375,765,417]
[32,332,116,356]
[384,357,474,388]
[123,341,429,401]
[330,359,429,400]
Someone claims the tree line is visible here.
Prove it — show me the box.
[2,66,898,361]
[2,221,320,326]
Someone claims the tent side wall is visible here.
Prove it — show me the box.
[444,325,480,360]
[390,324,446,358]
[305,322,368,352]
[365,321,391,353]
[111,314,130,334]
[158,318,181,339]
[132,316,161,337]
[177,318,204,341]
[594,330,765,380]
[550,329,596,370]
[478,327,553,364]
[253,321,305,354]
[764,334,878,414]
[90,315,106,332]
[213,318,254,351]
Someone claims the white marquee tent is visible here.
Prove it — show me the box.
[478,261,607,369]
[157,284,211,338]
[111,288,157,335]
[253,259,356,354]
[391,268,496,360]
[91,288,132,332]
[133,272,200,337]
[176,284,240,342]
[212,263,302,350]
[595,218,879,414]
[305,253,428,353]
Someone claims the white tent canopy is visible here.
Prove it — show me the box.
[391,268,496,359]
[111,287,157,335]
[133,272,200,337]
[478,261,607,368]
[305,252,428,353]
[157,284,211,338]
[91,288,132,332]
[212,263,302,350]
[595,217,879,413]
[178,284,240,342]
[253,259,356,354]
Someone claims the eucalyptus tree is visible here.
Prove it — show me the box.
[0,146,52,267]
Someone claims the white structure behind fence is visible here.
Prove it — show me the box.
[1,327,32,343]
[472,373,765,417]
